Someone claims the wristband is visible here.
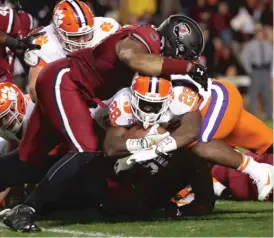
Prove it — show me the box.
[126,138,148,152]
[156,136,177,153]
[161,57,193,76]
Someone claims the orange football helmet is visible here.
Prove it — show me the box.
[53,0,95,52]
[0,82,26,142]
[131,75,173,128]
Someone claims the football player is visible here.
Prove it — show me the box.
[101,78,215,217]
[0,15,207,232]
[24,0,120,102]
[103,74,273,203]
[0,82,34,207]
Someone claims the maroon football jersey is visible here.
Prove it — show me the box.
[0,7,20,81]
[68,24,161,100]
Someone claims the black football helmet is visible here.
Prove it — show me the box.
[157,15,205,61]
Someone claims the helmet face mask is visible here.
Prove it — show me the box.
[157,15,205,61]
[0,102,23,134]
[131,76,173,129]
[55,27,94,52]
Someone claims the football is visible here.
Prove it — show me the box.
[124,124,167,139]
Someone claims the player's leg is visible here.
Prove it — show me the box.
[23,65,107,212]
[198,80,243,142]
[227,168,256,200]
[167,149,215,217]
[191,139,273,201]
[191,80,273,201]
[2,61,106,232]
[0,149,45,193]
[224,109,273,154]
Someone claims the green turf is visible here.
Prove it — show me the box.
[0,201,273,237]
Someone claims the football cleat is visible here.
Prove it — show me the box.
[251,164,273,201]
[2,204,41,232]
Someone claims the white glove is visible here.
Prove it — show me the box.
[114,156,135,174]
[126,124,170,152]
[126,145,160,164]
[126,135,178,164]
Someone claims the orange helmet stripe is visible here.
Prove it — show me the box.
[134,76,150,96]
[158,78,172,97]
[134,76,172,97]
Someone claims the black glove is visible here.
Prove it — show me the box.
[189,63,208,91]
[17,31,45,51]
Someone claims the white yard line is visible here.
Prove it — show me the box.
[0,222,123,237]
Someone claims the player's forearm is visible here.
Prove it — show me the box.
[124,52,193,77]
[171,111,202,149]
[103,137,130,157]
[125,52,163,75]
[157,111,202,154]
[0,32,21,50]
[103,127,130,157]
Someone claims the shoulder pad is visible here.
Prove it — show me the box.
[108,88,135,127]
[24,50,39,67]
[129,25,161,54]
[98,17,120,32]
[169,86,201,115]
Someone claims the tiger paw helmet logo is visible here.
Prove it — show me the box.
[100,22,114,32]
[1,86,18,102]
[53,8,65,27]
[173,23,191,39]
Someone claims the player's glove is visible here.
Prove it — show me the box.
[5,31,45,51]
[126,124,170,152]
[17,32,45,50]
[114,156,134,174]
[188,63,208,91]
[114,145,161,174]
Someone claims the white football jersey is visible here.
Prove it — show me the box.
[24,17,120,66]
[108,85,202,129]
[89,74,212,130]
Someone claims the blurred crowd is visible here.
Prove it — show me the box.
[13,0,274,118]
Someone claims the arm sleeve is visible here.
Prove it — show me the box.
[128,25,161,54]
